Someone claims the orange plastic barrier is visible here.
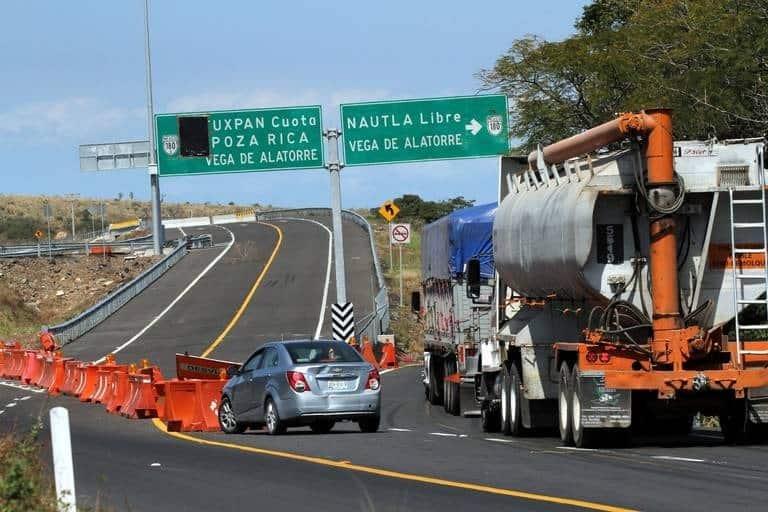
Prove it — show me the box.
[89,245,112,256]
[37,355,56,389]
[0,343,22,378]
[78,365,104,402]
[361,338,379,369]
[47,356,70,395]
[105,370,131,414]
[59,360,83,395]
[6,349,27,380]
[122,369,163,419]
[379,341,398,369]
[156,379,225,432]
[21,351,45,385]
[39,331,58,353]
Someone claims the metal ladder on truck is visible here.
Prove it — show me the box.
[728,153,768,366]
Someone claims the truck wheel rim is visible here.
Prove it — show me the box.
[559,387,568,432]
[510,377,517,426]
[572,387,581,433]
[501,377,508,426]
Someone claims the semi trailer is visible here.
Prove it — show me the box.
[417,109,768,447]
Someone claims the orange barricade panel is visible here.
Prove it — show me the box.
[379,342,399,369]
[47,357,70,395]
[175,353,239,380]
[105,371,130,414]
[361,340,379,369]
[79,365,102,402]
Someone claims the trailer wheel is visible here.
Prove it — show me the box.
[428,354,443,406]
[443,357,460,416]
[571,364,598,448]
[502,363,525,436]
[720,399,749,444]
[481,401,501,432]
[558,362,574,445]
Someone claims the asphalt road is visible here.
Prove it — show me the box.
[5,216,767,511]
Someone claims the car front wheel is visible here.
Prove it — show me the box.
[218,397,246,434]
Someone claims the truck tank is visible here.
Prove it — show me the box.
[494,139,768,328]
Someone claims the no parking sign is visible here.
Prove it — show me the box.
[390,223,411,245]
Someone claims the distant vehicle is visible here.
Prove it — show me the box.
[218,340,381,435]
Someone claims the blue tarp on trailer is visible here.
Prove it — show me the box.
[421,202,497,280]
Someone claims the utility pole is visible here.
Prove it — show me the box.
[144,0,163,255]
[324,129,347,305]
[64,193,79,240]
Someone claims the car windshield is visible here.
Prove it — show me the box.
[285,341,363,364]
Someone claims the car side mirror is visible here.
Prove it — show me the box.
[411,291,421,314]
[466,258,481,299]
[226,365,240,378]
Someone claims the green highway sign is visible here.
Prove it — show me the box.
[340,95,509,166]
[155,106,324,176]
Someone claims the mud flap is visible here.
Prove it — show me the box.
[580,371,632,428]
[747,387,768,424]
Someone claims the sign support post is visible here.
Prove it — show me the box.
[325,129,347,305]
[389,222,393,270]
[143,0,163,256]
[399,243,403,307]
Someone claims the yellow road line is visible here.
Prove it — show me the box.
[151,419,633,512]
[200,222,283,358]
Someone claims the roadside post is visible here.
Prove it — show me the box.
[43,200,52,259]
[378,199,400,272]
[390,222,411,307]
[49,407,76,512]
[144,0,163,255]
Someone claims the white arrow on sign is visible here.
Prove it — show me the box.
[465,119,482,136]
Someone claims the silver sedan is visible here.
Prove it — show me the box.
[218,340,381,435]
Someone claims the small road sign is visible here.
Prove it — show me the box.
[331,302,355,343]
[155,106,325,176]
[34,229,43,239]
[390,223,411,245]
[378,200,400,222]
[340,94,509,166]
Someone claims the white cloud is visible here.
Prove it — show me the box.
[0,97,143,144]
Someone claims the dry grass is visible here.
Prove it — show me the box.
[0,428,58,512]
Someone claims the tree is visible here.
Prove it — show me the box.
[116,192,123,201]
[479,0,768,150]
[128,192,134,201]
[371,195,476,223]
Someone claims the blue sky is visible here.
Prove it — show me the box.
[0,0,587,208]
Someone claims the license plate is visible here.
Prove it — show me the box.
[327,380,352,391]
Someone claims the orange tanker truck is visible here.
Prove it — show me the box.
[418,109,768,447]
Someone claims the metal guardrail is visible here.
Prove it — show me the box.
[46,240,188,344]
[257,208,390,340]
[0,234,154,258]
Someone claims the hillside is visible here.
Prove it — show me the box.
[0,194,260,243]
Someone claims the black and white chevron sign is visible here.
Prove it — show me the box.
[331,302,355,342]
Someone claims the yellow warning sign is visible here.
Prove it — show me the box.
[378,200,400,222]
[34,229,43,239]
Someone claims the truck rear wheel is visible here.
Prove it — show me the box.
[558,362,574,445]
[502,363,525,436]
[571,364,598,448]
[443,357,460,416]
[428,354,443,406]
[481,401,501,432]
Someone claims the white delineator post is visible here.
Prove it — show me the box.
[49,407,76,512]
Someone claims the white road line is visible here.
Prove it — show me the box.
[387,428,413,432]
[485,438,515,444]
[429,432,458,437]
[178,226,187,237]
[557,446,598,452]
[651,455,706,463]
[0,381,45,393]
[5,402,16,407]
[19,396,31,401]
[95,226,236,363]
[269,217,331,340]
